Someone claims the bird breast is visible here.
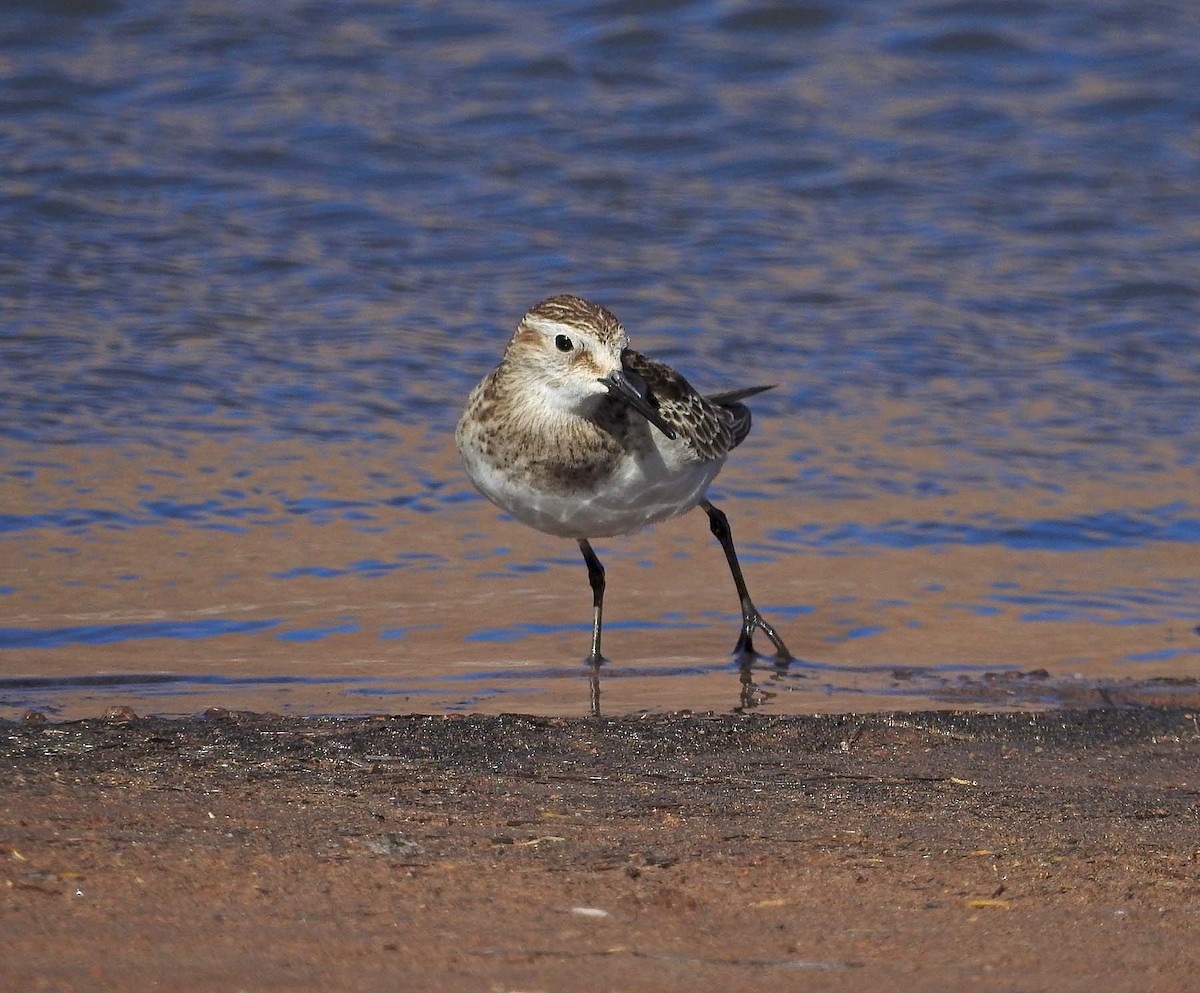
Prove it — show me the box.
[457,386,722,539]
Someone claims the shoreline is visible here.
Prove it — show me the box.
[5,708,1200,991]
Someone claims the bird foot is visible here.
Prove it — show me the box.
[734,612,793,665]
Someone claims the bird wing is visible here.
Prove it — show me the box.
[704,384,775,449]
[624,350,774,457]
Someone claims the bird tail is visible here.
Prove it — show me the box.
[704,384,776,406]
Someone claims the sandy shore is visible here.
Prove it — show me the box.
[4,707,1200,992]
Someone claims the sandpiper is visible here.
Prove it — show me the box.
[456,294,791,664]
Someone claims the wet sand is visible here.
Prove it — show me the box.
[4,707,1199,992]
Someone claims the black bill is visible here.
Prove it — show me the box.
[599,367,677,440]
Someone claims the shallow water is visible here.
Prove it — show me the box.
[2,0,1198,718]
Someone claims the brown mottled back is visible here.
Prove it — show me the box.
[623,350,773,461]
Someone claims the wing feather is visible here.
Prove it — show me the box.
[623,351,774,457]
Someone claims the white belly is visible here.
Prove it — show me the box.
[464,446,723,539]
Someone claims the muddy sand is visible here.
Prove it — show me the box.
[4,707,1200,992]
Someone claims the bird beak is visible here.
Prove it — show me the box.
[599,367,677,440]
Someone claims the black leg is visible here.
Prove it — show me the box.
[737,658,757,712]
[700,499,792,661]
[578,538,606,664]
[588,659,602,718]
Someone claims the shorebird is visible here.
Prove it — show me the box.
[456,294,791,664]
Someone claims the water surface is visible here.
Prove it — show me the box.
[2,0,1198,718]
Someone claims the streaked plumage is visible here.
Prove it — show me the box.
[456,294,791,665]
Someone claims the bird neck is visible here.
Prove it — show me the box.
[497,363,600,428]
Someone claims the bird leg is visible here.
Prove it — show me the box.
[700,499,792,662]
[588,661,602,719]
[578,538,606,665]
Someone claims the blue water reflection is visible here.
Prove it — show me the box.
[0,619,281,650]
[2,0,1199,714]
[768,508,1200,552]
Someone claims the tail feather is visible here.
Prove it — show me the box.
[704,384,776,406]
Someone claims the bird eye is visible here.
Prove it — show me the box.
[554,334,574,352]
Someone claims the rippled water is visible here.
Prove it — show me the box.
[2,0,1199,718]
